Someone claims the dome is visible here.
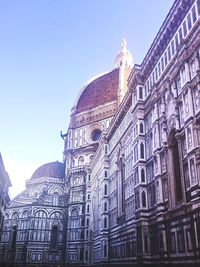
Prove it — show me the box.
[73,39,133,115]
[31,161,65,180]
[75,68,119,114]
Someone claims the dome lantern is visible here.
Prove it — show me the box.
[114,39,133,68]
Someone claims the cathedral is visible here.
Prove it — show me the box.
[1,0,200,266]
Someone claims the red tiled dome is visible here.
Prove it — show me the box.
[75,68,119,114]
[31,161,64,180]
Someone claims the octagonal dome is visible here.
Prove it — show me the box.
[73,40,133,115]
[31,161,65,180]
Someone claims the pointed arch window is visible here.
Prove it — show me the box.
[141,168,145,182]
[87,204,90,213]
[50,225,59,249]
[140,143,145,159]
[104,184,108,195]
[104,202,107,212]
[104,217,107,228]
[140,123,144,133]
[142,191,147,208]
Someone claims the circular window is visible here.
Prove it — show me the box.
[91,129,102,142]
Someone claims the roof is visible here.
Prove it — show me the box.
[31,161,65,180]
[75,68,119,114]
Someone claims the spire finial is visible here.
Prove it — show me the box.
[121,38,127,49]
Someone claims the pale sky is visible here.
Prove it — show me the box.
[0,0,174,198]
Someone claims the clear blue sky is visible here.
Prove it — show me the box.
[0,0,174,197]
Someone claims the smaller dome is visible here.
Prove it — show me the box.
[31,161,65,180]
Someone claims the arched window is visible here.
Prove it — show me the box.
[142,191,147,207]
[105,170,107,177]
[140,123,144,133]
[11,226,17,248]
[71,208,79,217]
[50,225,59,249]
[52,192,59,206]
[104,217,107,228]
[104,184,108,195]
[87,204,90,213]
[21,211,29,230]
[78,156,84,166]
[140,143,144,159]
[86,218,89,227]
[104,202,107,211]
[141,168,145,182]
[21,210,29,218]
[12,212,19,220]
[87,194,90,200]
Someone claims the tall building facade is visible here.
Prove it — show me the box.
[1,0,200,266]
